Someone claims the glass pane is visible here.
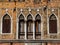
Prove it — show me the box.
[18,14,25,39]
[35,14,41,39]
[49,14,57,33]
[27,14,33,39]
[27,21,33,32]
[49,14,56,20]
[35,14,41,33]
[2,14,11,33]
[27,14,32,20]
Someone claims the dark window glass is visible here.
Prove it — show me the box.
[49,14,57,33]
[18,14,25,39]
[27,14,33,39]
[2,14,11,33]
[35,14,41,39]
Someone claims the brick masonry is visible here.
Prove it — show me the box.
[0,0,60,45]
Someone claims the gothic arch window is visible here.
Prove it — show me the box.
[18,14,25,39]
[49,14,57,33]
[2,14,11,33]
[35,14,41,39]
[27,14,33,39]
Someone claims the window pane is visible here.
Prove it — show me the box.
[49,20,57,33]
[49,14,57,33]
[35,21,39,32]
[35,21,40,33]
[27,21,33,33]
[27,14,33,33]
[19,21,24,33]
[35,14,41,39]
[2,14,11,33]
[27,14,33,39]
[35,14,41,33]
[18,14,25,39]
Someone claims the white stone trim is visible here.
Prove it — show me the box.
[37,9,39,12]
[6,9,8,12]
[52,9,54,12]
[28,7,31,12]
[33,21,35,40]
[20,8,23,12]
[16,8,18,39]
[47,8,49,37]
[1,12,12,34]
[25,43,27,45]
[0,9,1,34]
[26,10,34,20]
[25,21,27,40]
[58,8,59,34]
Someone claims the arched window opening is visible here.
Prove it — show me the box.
[18,14,25,39]
[2,14,11,33]
[27,14,33,39]
[35,14,41,39]
[49,14,57,33]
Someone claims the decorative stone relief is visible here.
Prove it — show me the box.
[50,35,57,39]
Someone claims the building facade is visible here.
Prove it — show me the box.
[0,0,60,45]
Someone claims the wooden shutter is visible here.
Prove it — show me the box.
[49,20,57,33]
[2,16,11,33]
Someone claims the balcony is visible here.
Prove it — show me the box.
[0,39,60,43]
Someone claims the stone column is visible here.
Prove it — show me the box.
[33,21,35,40]
[25,21,27,40]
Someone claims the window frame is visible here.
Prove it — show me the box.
[18,14,25,39]
[35,14,41,39]
[27,14,33,39]
[48,14,58,35]
[1,13,12,34]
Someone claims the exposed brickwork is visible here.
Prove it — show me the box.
[0,0,60,45]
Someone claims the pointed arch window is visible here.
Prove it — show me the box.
[27,14,33,39]
[49,14,57,33]
[35,14,41,39]
[2,14,11,33]
[18,14,25,39]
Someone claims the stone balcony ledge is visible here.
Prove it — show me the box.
[0,39,60,43]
